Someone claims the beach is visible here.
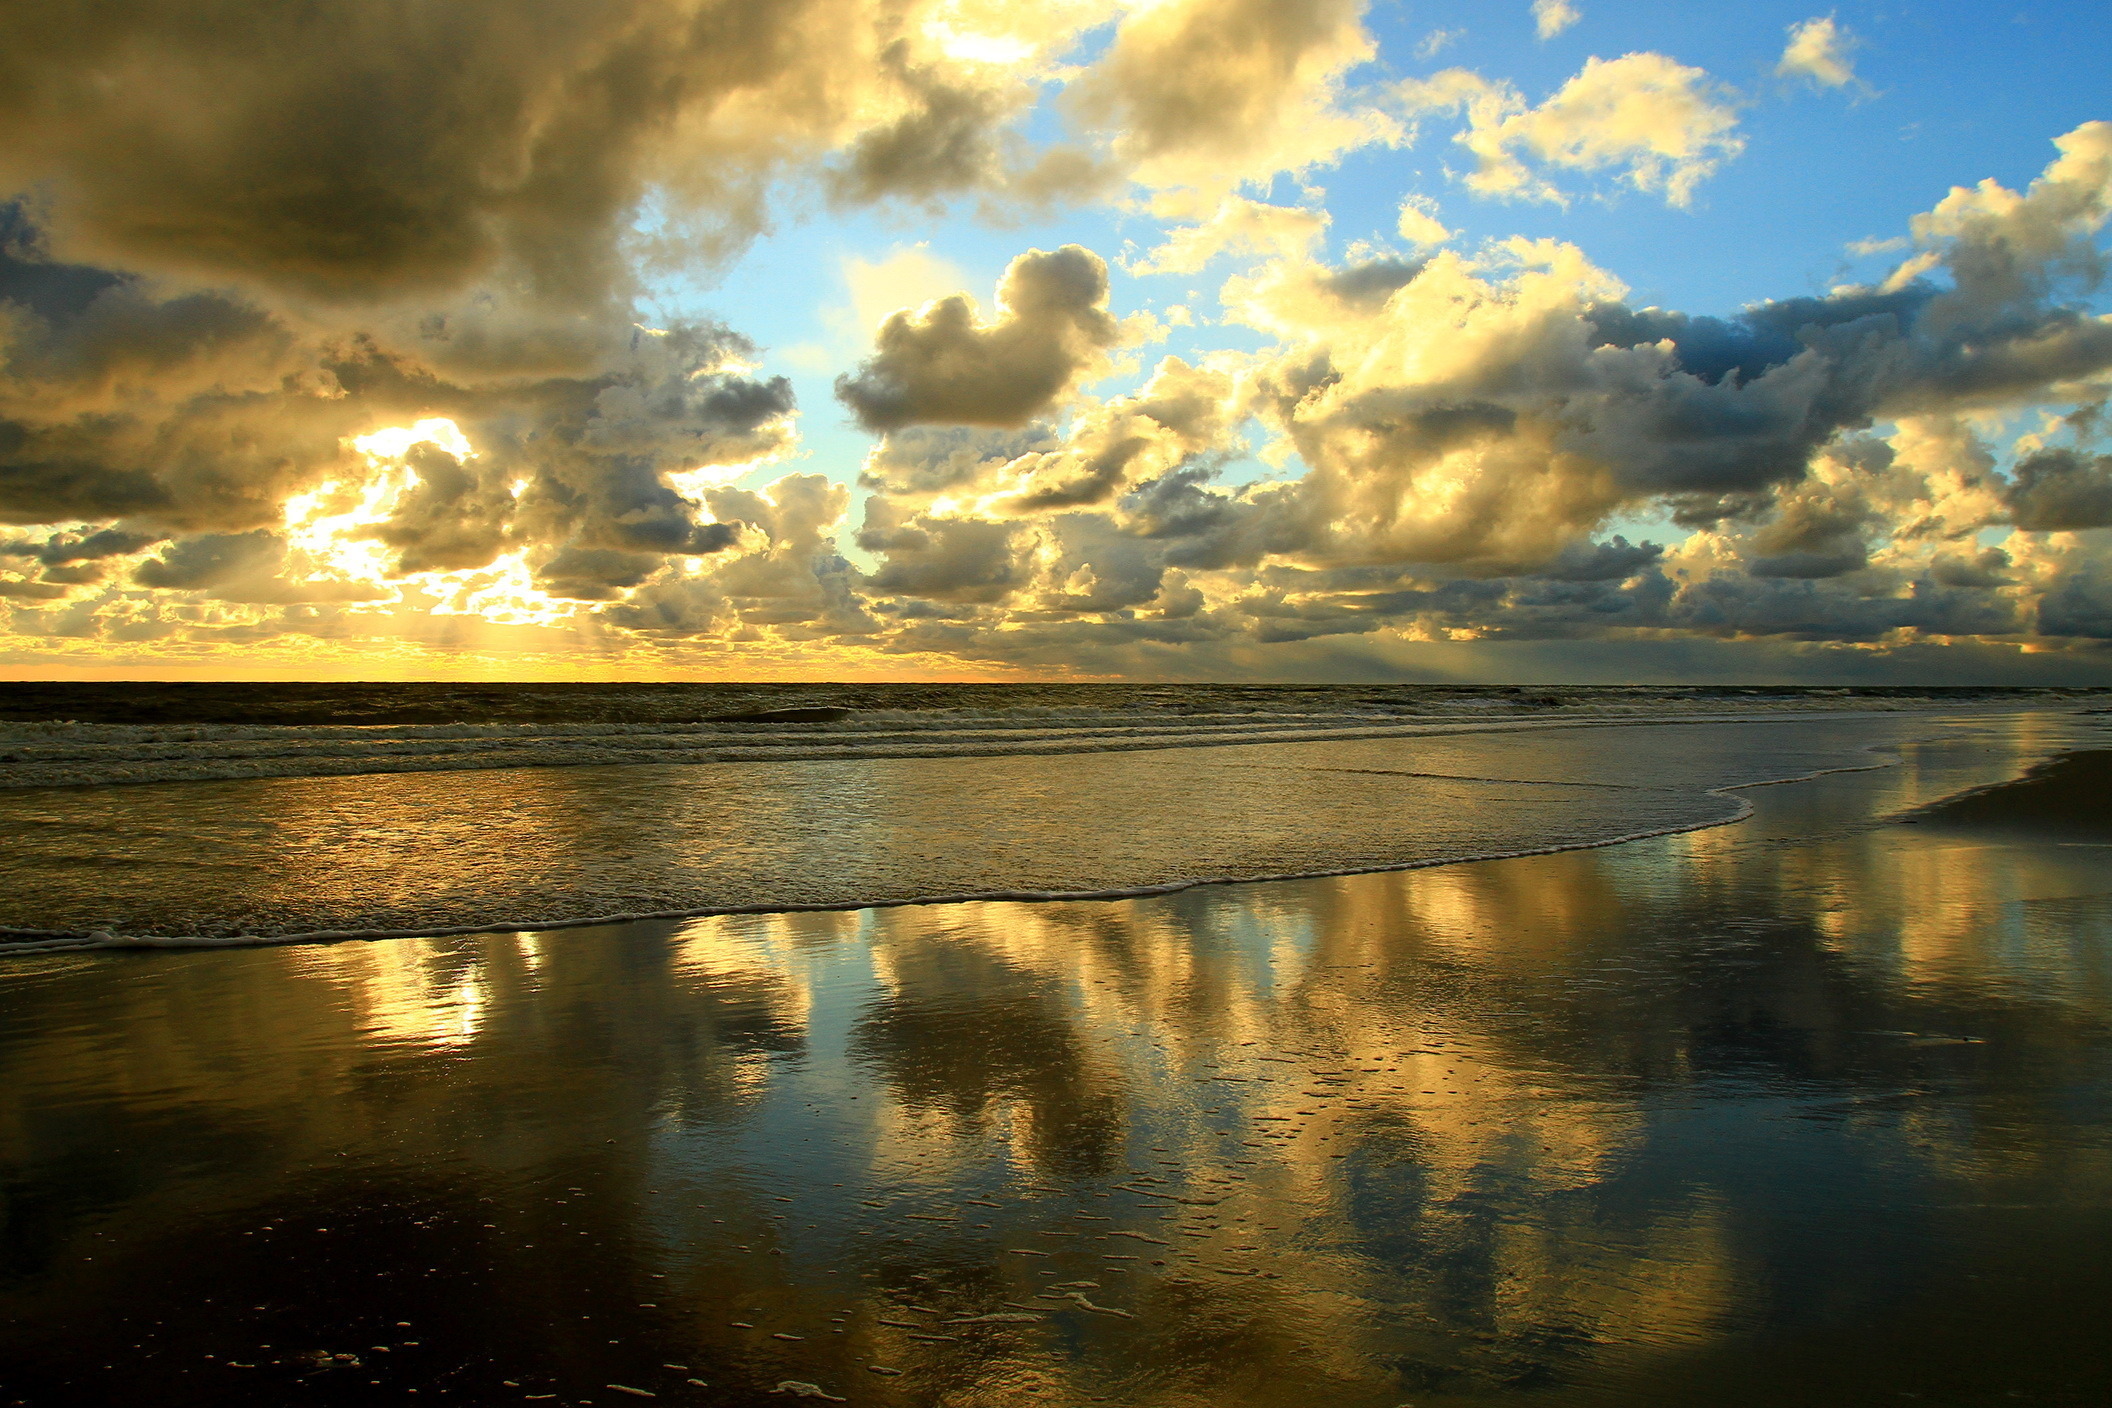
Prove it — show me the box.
[7,4,2112,1402]
[2,697,2109,1405]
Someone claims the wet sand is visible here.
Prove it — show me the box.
[1900,746,2112,838]
[2,717,2110,1406]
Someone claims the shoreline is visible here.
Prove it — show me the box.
[0,728,1975,958]
[0,709,2097,955]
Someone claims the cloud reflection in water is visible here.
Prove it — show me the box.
[1,715,2110,1404]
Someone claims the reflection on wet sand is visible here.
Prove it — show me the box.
[2,714,2110,1406]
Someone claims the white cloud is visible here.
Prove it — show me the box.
[1417,28,1463,61]
[1128,198,1331,276]
[1777,17,1860,89]
[1069,0,1403,207]
[1847,235,1909,256]
[1532,0,1581,41]
[1396,196,1453,246]
[842,246,973,337]
[1403,53,1745,208]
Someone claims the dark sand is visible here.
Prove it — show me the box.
[1900,747,2112,838]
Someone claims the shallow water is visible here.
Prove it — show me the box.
[0,713,2026,942]
[2,711,2111,1406]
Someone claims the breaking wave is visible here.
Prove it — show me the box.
[0,689,2026,791]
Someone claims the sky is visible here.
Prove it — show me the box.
[3,1,2111,684]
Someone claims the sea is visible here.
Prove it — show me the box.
[1,684,2109,1406]
[0,682,2097,948]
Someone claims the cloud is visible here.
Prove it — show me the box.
[1068,0,1401,204]
[2006,449,2112,530]
[1396,196,1454,247]
[0,1,1131,309]
[1404,53,1745,207]
[835,245,1123,431]
[876,356,1243,515]
[126,528,386,604]
[822,125,2112,670]
[0,218,359,532]
[2,2,2108,680]
[2,205,796,601]
[1127,199,1330,277]
[2027,535,2112,640]
[0,1,1173,633]
[1908,121,2112,319]
[830,66,1014,204]
[1777,17,1861,90]
[1532,1,1581,41]
[130,530,284,591]
[858,498,1029,604]
[363,443,520,575]
[843,246,973,339]
[609,473,875,636]
[856,425,1062,498]
[1222,147,2110,574]
[1417,29,1463,62]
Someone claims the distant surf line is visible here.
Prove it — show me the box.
[0,705,1990,792]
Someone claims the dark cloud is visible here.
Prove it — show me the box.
[0,525,163,565]
[4,202,791,594]
[532,546,669,602]
[826,45,1016,208]
[1929,546,2013,589]
[1537,535,1662,581]
[1745,491,1877,579]
[1664,571,2025,643]
[0,1,1077,307]
[2006,448,2112,531]
[365,444,518,575]
[131,530,283,590]
[2035,557,2112,639]
[1581,287,1929,391]
[124,528,384,604]
[858,425,1061,497]
[858,499,1028,604]
[835,245,1121,431]
[1321,257,1428,310]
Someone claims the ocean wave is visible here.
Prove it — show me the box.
[0,695,1994,791]
[0,709,1994,954]
[0,753,1907,956]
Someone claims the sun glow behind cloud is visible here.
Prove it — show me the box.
[279,419,589,630]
